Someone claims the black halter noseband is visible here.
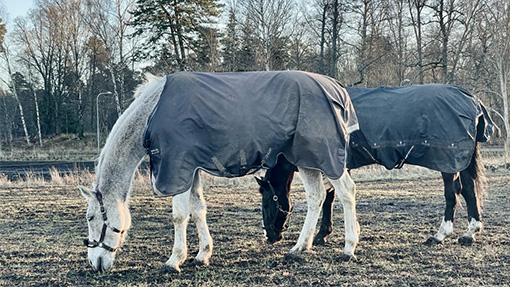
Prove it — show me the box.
[263,180,293,232]
[83,190,125,253]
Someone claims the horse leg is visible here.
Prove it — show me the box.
[313,181,335,246]
[458,169,482,246]
[287,167,326,259]
[330,171,359,261]
[189,171,213,265]
[164,190,191,273]
[425,172,458,245]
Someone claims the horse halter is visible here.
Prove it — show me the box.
[263,180,293,232]
[83,190,125,253]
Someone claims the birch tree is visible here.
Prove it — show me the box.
[16,3,69,135]
[86,0,137,117]
[1,44,31,146]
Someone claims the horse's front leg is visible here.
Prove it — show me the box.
[190,172,213,266]
[426,172,458,245]
[164,190,191,273]
[313,181,335,246]
[331,171,359,261]
[287,167,326,258]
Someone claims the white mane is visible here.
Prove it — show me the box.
[95,75,166,197]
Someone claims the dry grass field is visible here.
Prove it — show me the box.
[0,165,509,286]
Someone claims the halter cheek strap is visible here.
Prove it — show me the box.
[83,190,125,253]
[263,180,292,232]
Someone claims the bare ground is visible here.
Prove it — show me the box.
[0,171,509,286]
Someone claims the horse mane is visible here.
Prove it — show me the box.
[95,75,166,187]
[133,73,160,98]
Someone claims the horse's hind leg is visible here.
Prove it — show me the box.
[287,167,326,258]
[426,172,459,245]
[330,171,359,261]
[313,180,335,246]
[189,171,213,265]
[165,190,191,273]
[458,169,482,246]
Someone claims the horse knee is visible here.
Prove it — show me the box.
[173,214,190,225]
[335,172,356,204]
[172,198,191,224]
[298,167,326,209]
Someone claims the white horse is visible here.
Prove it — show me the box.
[79,72,359,273]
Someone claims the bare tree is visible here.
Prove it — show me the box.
[1,45,31,146]
[240,0,295,71]
[86,0,137,117]
[15,3,70,135]
[408,0,427,83]
[480,0,510,162]
[384,0,409,85]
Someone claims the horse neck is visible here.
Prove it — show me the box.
[96,77,165,201]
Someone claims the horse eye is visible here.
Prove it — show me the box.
[87,216,95,222]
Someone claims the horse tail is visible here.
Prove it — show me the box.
[470,142,487,212]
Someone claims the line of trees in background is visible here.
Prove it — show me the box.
[0,0,508,157]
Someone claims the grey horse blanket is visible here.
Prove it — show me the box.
[144,71,358,197]
[346,84,494,173]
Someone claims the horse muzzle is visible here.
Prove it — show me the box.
[88,249,115,273]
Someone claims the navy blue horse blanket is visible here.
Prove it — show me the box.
[346,84,494,173]
[144,71,358,197]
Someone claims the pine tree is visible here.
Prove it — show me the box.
[131,0,223,71]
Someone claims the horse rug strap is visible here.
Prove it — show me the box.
[346,84,494,173]
[143,71,359,197]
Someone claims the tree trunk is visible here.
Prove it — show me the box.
[29,78,43,147]
[3,50,31,146]
[354,0,369,86]
[329,0,339,78]
[107,55,122,118]
[408,0,425,84]
[78,89,84,139]
[173,0,187,70]
[54,100,61,135]
[159,3,185,70]
[500,64,510,164]
[1,97,13,148]
[318,2,327,75]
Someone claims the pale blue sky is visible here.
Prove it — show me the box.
[2,0,34,19]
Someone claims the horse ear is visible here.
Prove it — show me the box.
[79,185,95,200]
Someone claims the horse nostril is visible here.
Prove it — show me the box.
[97,257,103,273]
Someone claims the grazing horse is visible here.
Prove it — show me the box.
[259,84,494,260]
[79,71,359,272]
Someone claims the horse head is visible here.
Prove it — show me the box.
[79,185,131,272]
[256,172,293,244]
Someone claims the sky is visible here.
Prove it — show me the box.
[1,0,34,20]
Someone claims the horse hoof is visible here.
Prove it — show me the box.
[424,237,442,246]
[191,258,209,267]
[284,252,304,263]
[160,264,180,273]
[458,236,474,246]
[337,253,357,262]
[313,236,327,246]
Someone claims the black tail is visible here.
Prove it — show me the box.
[470,142,487,212]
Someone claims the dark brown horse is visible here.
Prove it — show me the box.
[259,84,493,260]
